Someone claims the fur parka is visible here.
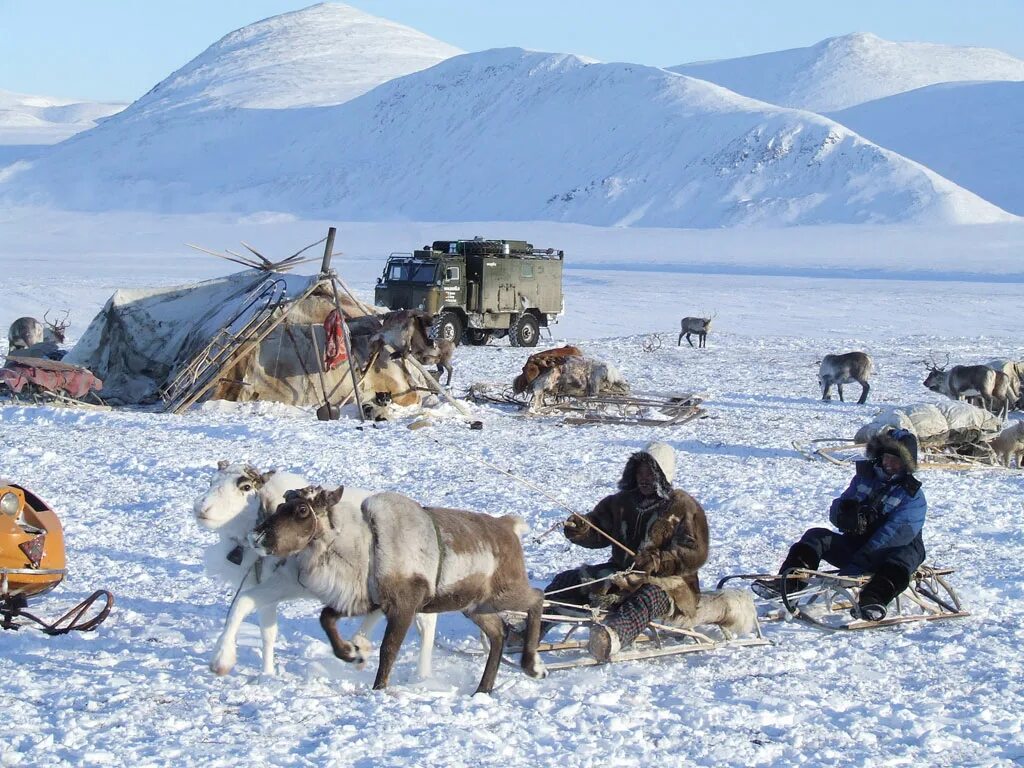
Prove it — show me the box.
[566,448,708,619]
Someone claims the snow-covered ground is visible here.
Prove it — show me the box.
[1,212,1023,765]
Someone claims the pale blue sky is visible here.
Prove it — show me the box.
[2,0,1022,102]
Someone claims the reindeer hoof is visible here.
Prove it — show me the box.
[210,652,235,676]
[524,657,548,680]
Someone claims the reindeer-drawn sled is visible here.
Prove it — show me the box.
[0,355,105,409]
[501,594,769,671]
[1,480,113,634]
[718,566,967,632]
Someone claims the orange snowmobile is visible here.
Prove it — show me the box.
[0,480,112,633]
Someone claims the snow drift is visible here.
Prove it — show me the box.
[828,81,1024,215]
[670,33,1024,112]
[0,47,1011,228]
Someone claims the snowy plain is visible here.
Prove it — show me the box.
[1,211,1023,766]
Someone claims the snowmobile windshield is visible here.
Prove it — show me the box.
[386,260,438,284]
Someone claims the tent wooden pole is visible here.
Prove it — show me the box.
[172,280,322,414]
[320,227,365,422]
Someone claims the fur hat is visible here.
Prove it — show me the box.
[643,441,676,485]
[866,428,918,474]
[619,441,676,498]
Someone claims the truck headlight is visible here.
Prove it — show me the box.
[0,491,20,516]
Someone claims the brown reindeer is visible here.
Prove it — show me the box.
[369,309,455,385]
[512,345,583,394]
[251,487,547,694]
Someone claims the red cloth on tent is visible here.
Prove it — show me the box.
[0,357,103,399]
[323,310,348,370]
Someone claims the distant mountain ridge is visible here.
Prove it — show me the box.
[124,2,462,113]
[828,81,1024,215]
[670,33,1024,112]
[0,88,125,145]
[1,45,1011,228]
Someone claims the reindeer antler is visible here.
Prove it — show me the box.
[641,334,662,353]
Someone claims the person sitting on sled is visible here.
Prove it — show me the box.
[542,441,709,661]
[755,427,926,622]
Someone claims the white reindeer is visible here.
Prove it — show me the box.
[193,462,438,678]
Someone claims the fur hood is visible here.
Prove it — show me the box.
[866,428,919,474]
[618,442,676,498]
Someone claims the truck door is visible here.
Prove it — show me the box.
[441,259,465,309]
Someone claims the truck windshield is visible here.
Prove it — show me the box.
[386,261,437,283]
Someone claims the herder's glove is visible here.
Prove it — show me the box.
[633,549,662,576]
[836,499,870,536]
[563,515,588,542]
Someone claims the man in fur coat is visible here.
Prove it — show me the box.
[542,441,709,661]
[755,428,926,622]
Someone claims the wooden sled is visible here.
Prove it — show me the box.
[718,565,968,631]
[792,438,1004,471]
[502,603,768,670]
[466,383,707,427]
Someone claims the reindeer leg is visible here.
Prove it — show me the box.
[489,586,547,685]
[320,606,361,664]
[837,383,845,402]
[465,611,505,694]
[414,613,437,680]
[374,604,419,690]
[858,380,870,405]
[677,331,684,347]
[257,603,279,676]
[686,333,695,348]
[822,383,832,401]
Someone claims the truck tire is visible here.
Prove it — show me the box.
[509,314,540,348]
[432,312,463,346]
[464,329,490,346]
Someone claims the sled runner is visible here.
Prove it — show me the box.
[719,566,968,631]
[1,481,113,634]
[502,601,768,670]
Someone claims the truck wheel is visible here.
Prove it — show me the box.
[432,312,463,346]
[510,314,540,348]
[464,329,490,346]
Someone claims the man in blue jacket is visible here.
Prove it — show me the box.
[757,428,926,621]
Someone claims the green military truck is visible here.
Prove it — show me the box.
[374,237,565,347]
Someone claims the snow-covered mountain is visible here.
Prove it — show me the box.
[828,81,1024,215]
[125,2,462,113]
[0,88,125,145]
[669,33,1024,112]
[1,47,1010,228]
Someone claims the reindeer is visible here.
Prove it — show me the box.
[7,311,70,352]
[369,309,455,385]
[677,316,713,348]
[251,488,547,694]
[987,421,1024,467]
[923,354,1012,417]
[818,352,873,404]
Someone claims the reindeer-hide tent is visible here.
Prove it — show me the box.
[65,270,427,409]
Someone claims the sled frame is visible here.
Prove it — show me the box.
[502,603,768,670]
[719,565,968,631]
